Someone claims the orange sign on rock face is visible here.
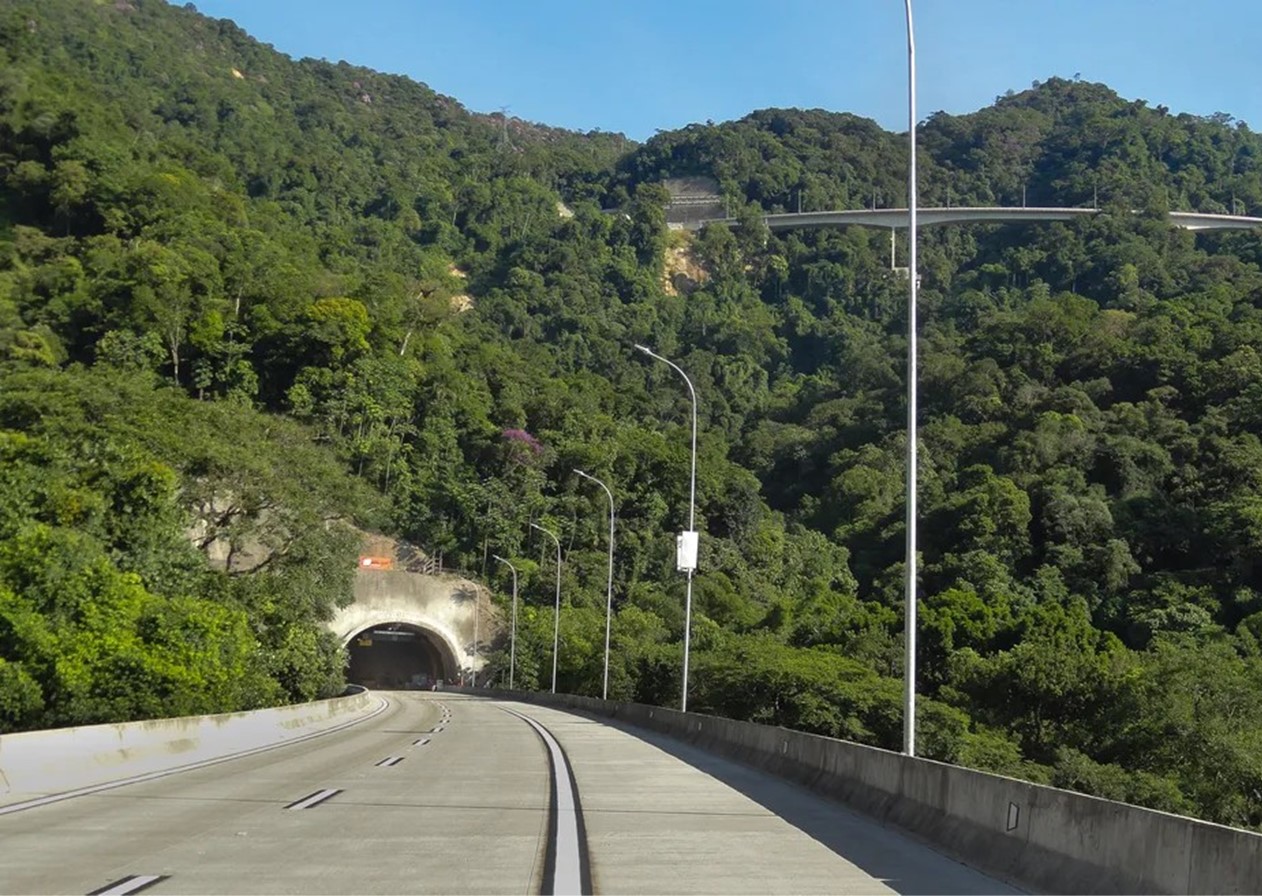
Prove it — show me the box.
[358,555,394,571]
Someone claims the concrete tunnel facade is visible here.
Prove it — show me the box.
[330,569,495,688]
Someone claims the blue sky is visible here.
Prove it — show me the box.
[185,0,1262,141]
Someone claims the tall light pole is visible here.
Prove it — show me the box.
[575,469,616,700]
[530,521,562,694]
[633,344,699,712]
[492,554,518,690]
[472,586,479,688]
[903,0,920,758]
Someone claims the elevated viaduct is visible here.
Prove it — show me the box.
[686,205,1262,233]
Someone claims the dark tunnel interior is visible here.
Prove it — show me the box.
[345,623,457,689]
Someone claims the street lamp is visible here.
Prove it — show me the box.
[492,554,518,690]
[903,0,920,758]
[633,343,699,712]
[530,521,562,694]
[575,469,615,700]
[472,585,479,688]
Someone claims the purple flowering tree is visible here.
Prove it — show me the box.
[501,428,543,466]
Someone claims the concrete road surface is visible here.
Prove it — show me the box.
[0,693,1020,895]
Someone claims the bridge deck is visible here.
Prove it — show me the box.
[0,693,1014,894]
[689,206,1262,232]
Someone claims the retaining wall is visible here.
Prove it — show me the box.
[477,689,1262,895]
[0,688,380,804]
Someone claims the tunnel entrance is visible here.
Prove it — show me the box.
[345,622,457,689]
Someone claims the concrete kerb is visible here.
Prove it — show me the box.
[0,687,379,802]
[461,688,1262,895]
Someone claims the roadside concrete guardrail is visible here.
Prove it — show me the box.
[472,688,1262,895]
[0,687,383,806]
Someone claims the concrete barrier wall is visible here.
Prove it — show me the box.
[474,689,1262,895]
[0,688,380,802]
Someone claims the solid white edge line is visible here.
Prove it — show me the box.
[1,696,390,816]
[504,709,583,895]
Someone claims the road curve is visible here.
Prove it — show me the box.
[0,694,1019,895]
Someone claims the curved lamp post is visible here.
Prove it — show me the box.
[491,554,519,690]
[903,0,920,757]
[472,585,479,687]
[530,521,562,694]
[633,344,698,712]
[575,469,615,700]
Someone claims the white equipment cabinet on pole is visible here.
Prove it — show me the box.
[676,530,698,572]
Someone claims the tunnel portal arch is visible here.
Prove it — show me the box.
[329,566,493,689]
[341,620,460,689]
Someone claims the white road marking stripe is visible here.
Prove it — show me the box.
[504,709,585,895]
[285,788,341,810]
[412,738,430,746]
[375,756,403,767]
[89,874,165,895]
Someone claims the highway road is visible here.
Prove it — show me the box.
[0,693,1020,895]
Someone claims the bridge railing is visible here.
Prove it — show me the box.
[464,687,1262,895]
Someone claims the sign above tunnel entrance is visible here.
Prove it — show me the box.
[369,628,417,640]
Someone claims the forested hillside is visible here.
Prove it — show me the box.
[5,0,1262,829]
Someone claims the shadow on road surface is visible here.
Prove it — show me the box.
[554,708,1026,896]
